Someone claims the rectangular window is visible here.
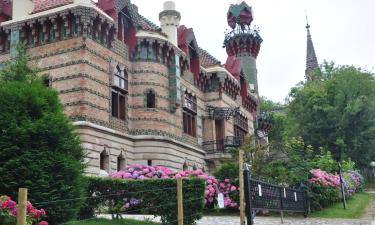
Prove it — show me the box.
[183,112,188,133]
[183,111,197,137]
[192,116,196,137]
[112,92,118,118]
[119,95,126,120]
[112,91,126,121]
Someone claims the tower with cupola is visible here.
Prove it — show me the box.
[223,1,262,96]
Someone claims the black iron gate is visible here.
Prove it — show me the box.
[243,164,308,225]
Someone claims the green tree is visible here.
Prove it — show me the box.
[286,63,375,167]
[260,97,286,151]
[0,45,85,225]
[0,45,38,82]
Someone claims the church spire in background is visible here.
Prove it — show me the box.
[305,16,319,81]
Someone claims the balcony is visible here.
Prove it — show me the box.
[256,111,275,138]
[207,106,240,120]
[112,67,128,93]
[202,136,242,154]
[183,97,197,114]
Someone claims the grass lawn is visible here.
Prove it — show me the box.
[310,192,375,219]
[68,218,159,225]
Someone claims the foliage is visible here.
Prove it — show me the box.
[260,96,285,112]
[260,96,286,143]
[81,177,205,225]
[310,192,375,218]
[111,164,239,209]
[213,162,239,181]
[175,170,238,208]
[308,169,364,211]
[111,164,173,179]
[283,137,314,184]
[0,195,48,225]
[308,184,340,211]
[0,44,38,82]
[0,46,85,225]
[310,149,338,173]
[286,63,375,168]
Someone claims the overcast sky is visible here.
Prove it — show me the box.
[132,0,375,103]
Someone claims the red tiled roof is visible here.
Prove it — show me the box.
[199,47,221,67]
[225,56,241,78]
[32,0,73,14]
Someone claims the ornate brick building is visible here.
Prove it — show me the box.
[0,0,270,174]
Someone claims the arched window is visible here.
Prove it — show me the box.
[146,90,156,108]
[117,153,126,171]
[100,150,109,172]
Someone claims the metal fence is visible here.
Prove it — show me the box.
[243,165,308,224]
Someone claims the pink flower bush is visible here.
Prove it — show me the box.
[1,195,17,216]
[309,169,340,187]
[0,195,48,225]
[111,164,173,179]
[309,169,363,197]
[111,165,239,209]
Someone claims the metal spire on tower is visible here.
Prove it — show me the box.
[305,15,319,81]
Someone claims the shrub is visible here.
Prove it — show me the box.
[308,169,364,211]
[81,177,205,225]
[111,164,239,209]
[111,164,173,179]
[214,162,239,181]
[0,195,48,225]
[308,184,340,210]
[175,170,238,209]
[0,45,85,225]
[0,81,85,225]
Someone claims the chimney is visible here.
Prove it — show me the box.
[159,1,181,46]
[12,0,34,20]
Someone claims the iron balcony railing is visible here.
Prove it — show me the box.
[183,97,197,113]
[202,136,243,154]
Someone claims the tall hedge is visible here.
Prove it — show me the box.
[0,81,85,224]
[81,177,206,225]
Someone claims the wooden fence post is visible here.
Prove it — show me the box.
[17,188,28,225]
[239,150,245,225]
[177,177,183,225]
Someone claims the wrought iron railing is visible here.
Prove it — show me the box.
[183,97,197,113]
[223,26,263,47]
[202,136,242,153]
[256,111,275,138]
[243,165,308,224]
[207,105,240,120]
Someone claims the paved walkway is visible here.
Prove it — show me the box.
[119,214,374,225]
[198,216,373,225]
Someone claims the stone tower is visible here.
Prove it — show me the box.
[305,21,319,81]
[159,1,181,46]
[223,1,262,95]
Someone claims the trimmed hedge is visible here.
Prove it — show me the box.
[80,177,206,225]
